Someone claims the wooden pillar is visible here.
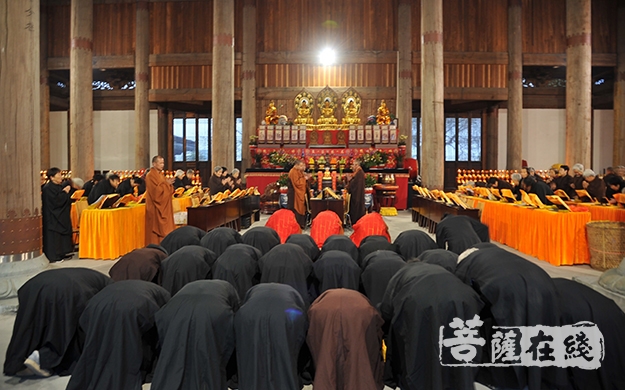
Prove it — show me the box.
[0,0,43,263]
[421,0,444,189]
[565,0,592,168]
[40,1,50,170]
[485,106,499,169]
[614,3,625,165]
[397,0,412,156]
[212,0,235,170]
[69,0,93,182]
[507,0,523,170]
[134,0,150,169]
[241,0,256,172]
[157,106,168,161]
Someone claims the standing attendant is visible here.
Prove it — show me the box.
[145,156,175,245]
[348,160,366,224]
[41,168,73,262]
[287,160,310,229]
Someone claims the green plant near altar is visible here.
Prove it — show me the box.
[364,173,378,188]
[398,134,408,146]
[269,150,297,167]
[360,150,388,169]
[277,173,289,187]
[249,135,259,145]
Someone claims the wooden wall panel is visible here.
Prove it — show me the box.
[522,0,566,54]
[443,64,507,88]
[151,65,241,89]
[591,0,617,53]
[47,5,70,58]
[150,1,214,54]
[443,0,507,52]
[257,64,396,88]
[93,3,135,56]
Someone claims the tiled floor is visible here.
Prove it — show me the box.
[0,211,603,389]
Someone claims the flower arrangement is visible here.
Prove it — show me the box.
[249,135,259,145]
[338,157,347,166]
[317,156,327,167]
[364,174,378,188]
[277,173,289,188]
[268,150,297,167]
[398,134,407,146]
[360,150,389,169]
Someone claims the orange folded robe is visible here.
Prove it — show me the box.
[265,209,302,243]
[350,212,390,247]
[311,210,344,248]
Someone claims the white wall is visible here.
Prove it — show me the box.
[593,110,614,174]
[49,110,158,171]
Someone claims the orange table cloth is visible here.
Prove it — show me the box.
[465,197,590,266]
[587,205,625,222]
[79,204,146,260]
[172,196,193,213]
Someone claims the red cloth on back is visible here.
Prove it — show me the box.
[311,211,344,248]
[350,212,390,247]
[265,209,302,243]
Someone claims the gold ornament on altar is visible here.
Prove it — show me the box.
[264,100,279,125]
[376,99,391,125]
[316,86,339,127]
[341,88,362,125]
[294,91,314,125]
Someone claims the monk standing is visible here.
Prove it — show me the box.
[348,160,366,224]
[287,160,310,229]
[145,156,175,244]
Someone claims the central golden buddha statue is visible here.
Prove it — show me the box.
[342,100,360,125]
[317,100,338,125]
[294,100,314,125]
[376,100,391,125]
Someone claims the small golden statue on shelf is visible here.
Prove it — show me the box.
[341,88,362,125]
[294,91,314,125]
[318,99,338,125]
[264,100,279,125]
[376,99,391,125]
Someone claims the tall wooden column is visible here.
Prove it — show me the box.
[212,0,235,169]
[135,0,150,168]
[614,2,625,165]
[40,1,50,170]
[157,106,169,161]
[241,0,256,172]
[397,0,412,155]
[0,0,48,294]
[507,0,523,170]
[421,0,444,189]
[565,0,591,168]
[69,0,93,182]
[485,106,499,169]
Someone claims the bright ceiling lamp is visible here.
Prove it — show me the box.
[319,47,336,66]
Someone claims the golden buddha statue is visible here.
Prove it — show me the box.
[317,100,338,125]
[294,100,314,125]
[265,100,279,125]
[323,167,332,180]
[342,100,360,125]
[376,99,391,125]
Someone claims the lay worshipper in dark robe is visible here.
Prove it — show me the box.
[208,166,227,196]
[199,226,242,257]
[116,175,143,196]
[310,210,344,248]
[521,175,555,205]
[160,245,217,295]
[151,280,240,390]
[234,283,309,390]
[145,156,175,244]
[213,243,262,300]
[349,212,391,247]
[241,226,281,255]
[552,278,625,390]
[360,250,405,308]
[41,167,73,262]
[358,235,398,266]
[393,229,438,260]
[307,289,385,390]
[312,250,361,294]
[265,208,302,243]
[108,244,168,283]
[487,176,513,190]
[554,165,576,198]
[288,160,310,229]
[454,246,565,390]
[348,160,366,224]
[320,234,359,263]
[380,262,484,390]
[436,215,483,254]
[160,225,206,255]
[286,234,320,261]
[259,243,314,306]
[416,248,459,273]
[571,163,586,190]
[582,169,607,201]
[81,174,104,198]
[3,268,112,377]
[66,280,170,390]
[87,174,120,204]
[173,169,186,189]
[606,175,625,203]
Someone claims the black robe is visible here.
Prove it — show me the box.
[3,268,112,376]
[234,283,309,390]
[160,225,207,255]
[41,181,73,261]
[108,246,168,283]
[585,177,606,200]
[66,280,170,390]
[160,245,217,295]
[213,243,262,300]
[529,180,555,205]
[606,178,625,200]
[348,167,366,224]
[416,248,459,273]
[116,178,135,196]
[320,235,359,263]
[173,177,185,189]
[572,174,585,190]
[495,179,513,190]
[360,250,406,308]
[436,215,482,254]
[555,175,576,198]
[312,250,361,294]
[82,179,95,198]
[454,246,564,390]
[200,227,243,257]
[259,243,314,306]
[208,174,226,196]
[241,226,281,255]
[380,262,484,390]
[151,280,240,390]
[87,179,117,205]
[358,235,398,267]
[285,234,320,261]
[393,229,438,260]
[552,278,625,390]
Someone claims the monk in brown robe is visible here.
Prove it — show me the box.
[348,160,366,224]
[287,160,310,229]
[145,156,175,245]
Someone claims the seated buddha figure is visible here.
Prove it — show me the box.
[318,100,338,125]
[294,100,314,125]
[376,100,391,125]
[265,100,279,125]
[342,100,360,125]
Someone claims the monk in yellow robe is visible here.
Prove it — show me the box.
[287,160,310,229]
[145,156,175,244]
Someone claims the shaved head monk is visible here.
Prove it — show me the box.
[145,156,175,245]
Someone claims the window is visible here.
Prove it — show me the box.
[173,118,184,162]
[185,118,196,161]
[444,114,482,162]
[411,117,422,161]
[198,118,209,162]
[445,118,457,161]
[173,115,212,163]
[235,117,243,162]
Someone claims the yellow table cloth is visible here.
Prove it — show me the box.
[172,196,193,213]
[587,205,625,222]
